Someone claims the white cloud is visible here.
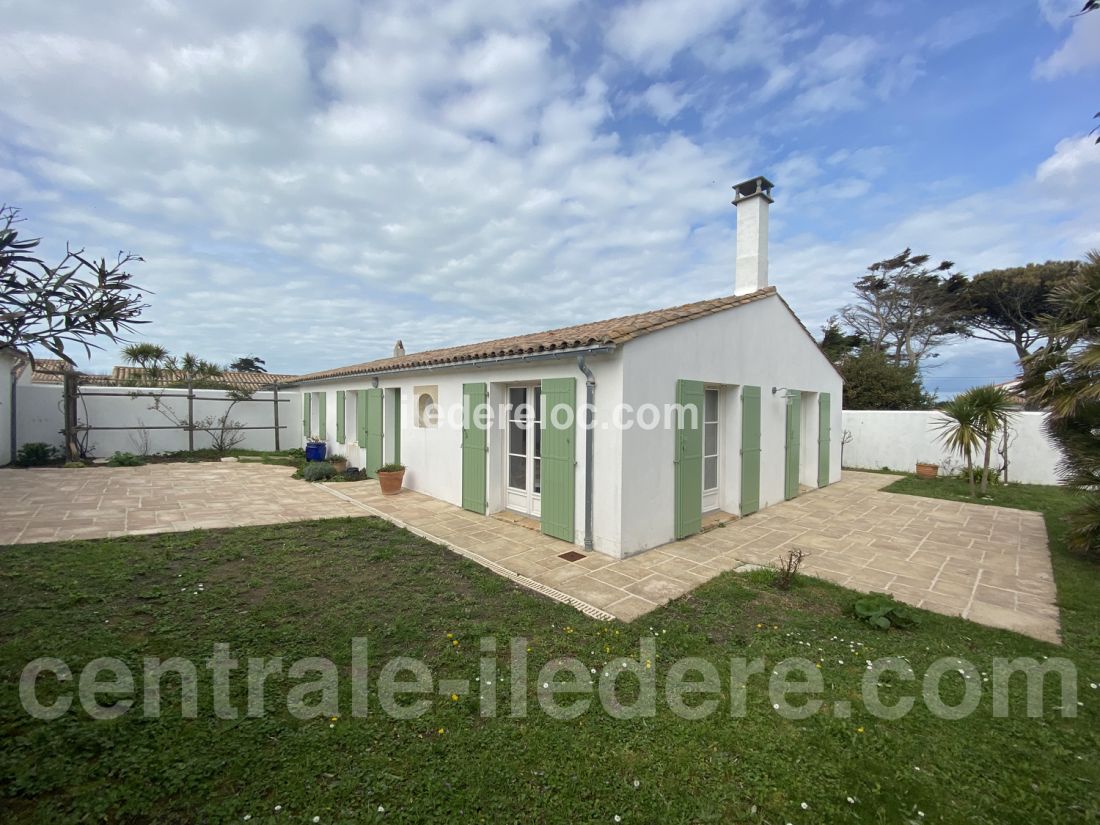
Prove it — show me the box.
[772,153,822,190]
[605,0,747,73]
[1,0,1095,384]
[3,0,758,373]
[635,82,694,122]
[1035,10,1100,78]
[772,134,1100,390]
[1038,0,1080,27]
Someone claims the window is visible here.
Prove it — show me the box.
[703,388,719,505]
[344,391,357,444]
[414,385,439,428]
[505,384,542,516]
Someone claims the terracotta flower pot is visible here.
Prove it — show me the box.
[915,462,939,479]
[378,469,405,495]
[331,458,348,474]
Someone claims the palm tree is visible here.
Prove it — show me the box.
[120,343,224,387]
[966,385,1018,494]
[120,342,168,371]
[932,394,981,497]
[1021,250,1100,556]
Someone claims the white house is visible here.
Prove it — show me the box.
[291,177,843,558]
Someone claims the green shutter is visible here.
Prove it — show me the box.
[317,392,327,441]
[817,392,831,488]
[740,386,761,516]
[336,390,345,443]
[392,390,401,466]
[356,390,368,446]
[540,377,576,542]
[674,379,705,539]
[365,388,384,477]
[302,392,311,440]
[461,382,488,514]
[784,392,802,501]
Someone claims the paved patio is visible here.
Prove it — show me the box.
[323,470,1059,642]
[0,463,363,544]
[0,465,1058,642]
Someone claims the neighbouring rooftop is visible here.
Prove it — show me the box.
[21,359,298,390]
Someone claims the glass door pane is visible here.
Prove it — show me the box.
[532,386,541,495]
[509,454,527,489]
[703,388,720,493]
[507,387,528,492]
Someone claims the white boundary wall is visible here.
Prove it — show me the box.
[0,350,14,466]
[841,410,1064,486]
[11,382,302,458]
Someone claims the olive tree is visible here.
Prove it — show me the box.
[0,206,147,364]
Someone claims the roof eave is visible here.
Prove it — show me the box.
[288,343,619,387]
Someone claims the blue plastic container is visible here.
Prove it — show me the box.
[305,442,327,462]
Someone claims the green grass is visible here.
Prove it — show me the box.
[1,487,1099,823]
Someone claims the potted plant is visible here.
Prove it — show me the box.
[377,463,406,495]
[329,453,348,473]
[915,460,939,479]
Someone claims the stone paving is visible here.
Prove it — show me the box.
[0,465,1059,642]
[0,463,362,544]
[323,470,1060,642]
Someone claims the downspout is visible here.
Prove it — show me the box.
[577,355,596,552]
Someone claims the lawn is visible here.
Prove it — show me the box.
[1,482,1099,823]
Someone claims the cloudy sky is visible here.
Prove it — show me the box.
[2,0,1098,394]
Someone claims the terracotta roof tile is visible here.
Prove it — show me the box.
[107,367,298,390]
[294,287,777,383]
[27,359,72,384]
[29,362,297,389]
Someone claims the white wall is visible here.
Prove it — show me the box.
[619,294,845,555]
[12,378,64,450]
[302,350,626,555]
[841,410,1063,486]
[0,350,13,465]
[13,382,302,456]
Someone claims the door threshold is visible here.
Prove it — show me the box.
[492,510,542,533]
[701,510,739,532]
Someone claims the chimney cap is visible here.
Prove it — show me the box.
[732,176,775,204]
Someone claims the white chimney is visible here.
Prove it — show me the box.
[732,176,774,295]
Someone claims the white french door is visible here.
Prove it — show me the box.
[702,387,720,512]
[505,385,542,516]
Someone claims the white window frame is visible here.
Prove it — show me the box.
[703,386,720,512]
[504,384,541,517]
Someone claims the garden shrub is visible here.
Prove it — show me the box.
[303,461,336,482]
[14,442,60,467]
[107,451,145,467]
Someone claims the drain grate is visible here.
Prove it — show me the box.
[558,551,587,562]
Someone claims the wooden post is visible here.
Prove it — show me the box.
[62,368,80,462]
[187,379,195,452]
[272,382,281,451]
